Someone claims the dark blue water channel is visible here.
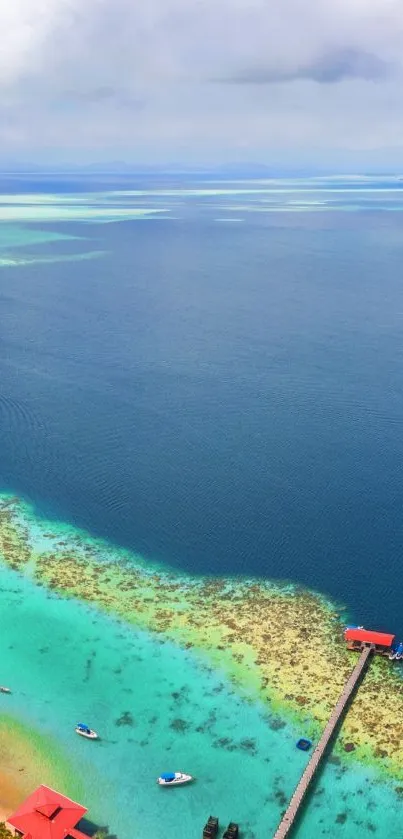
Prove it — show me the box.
[1,185,403,632]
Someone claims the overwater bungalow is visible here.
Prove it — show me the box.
[344,627,395,656]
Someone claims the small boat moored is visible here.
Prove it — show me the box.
[223,822,239,839]
[203,816,219,838]
[157,772,193,786]
[296,738,312,752]
[75,723,98,740]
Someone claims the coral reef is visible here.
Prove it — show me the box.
[1,494,403,779]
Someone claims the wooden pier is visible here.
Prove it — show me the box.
[273,644,373,839]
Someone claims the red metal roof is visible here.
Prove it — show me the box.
[36,805,60,820]
[7,785,87,839]
[344,628,395,647]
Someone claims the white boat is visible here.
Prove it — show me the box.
[0,687,11,694]
[157,772,193,786]
[75,724,98,740]
[390,643,403,661]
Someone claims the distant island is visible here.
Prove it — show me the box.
[0,161,402,177]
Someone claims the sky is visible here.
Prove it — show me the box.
[2,0,403,168]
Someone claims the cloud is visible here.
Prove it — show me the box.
[225,48,392,85]
[57,86,145,110]
[0,0,403,163]
[305,48,391,83]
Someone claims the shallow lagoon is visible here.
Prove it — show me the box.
[0,560,402,838]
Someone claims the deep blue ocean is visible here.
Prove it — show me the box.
[2,175,403,632]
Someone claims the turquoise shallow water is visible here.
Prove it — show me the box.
[0,222,96,267]
[0,224,78,248]
[0,561,402,838]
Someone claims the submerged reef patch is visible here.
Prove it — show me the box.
[1,494,403,780]
[0,250,107,269]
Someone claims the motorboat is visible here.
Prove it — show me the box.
[157,772,193,786]
[0,687,11,694]
[396,644,403,661]
[75,723,98,740]
[390,642,403,661]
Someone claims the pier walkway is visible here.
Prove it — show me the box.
[273,644,373,839]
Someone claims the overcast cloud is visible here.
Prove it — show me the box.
[1,0,403,166]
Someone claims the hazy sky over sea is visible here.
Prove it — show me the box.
[3,0,403,167]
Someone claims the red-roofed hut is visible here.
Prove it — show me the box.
[344,627,395,655]
[6,786,88,839]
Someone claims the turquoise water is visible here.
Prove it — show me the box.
[0,563,301,838]
[0,222,99,268]
[0,201,167,267]
[0,225,77,248]
[0,561,401,838]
